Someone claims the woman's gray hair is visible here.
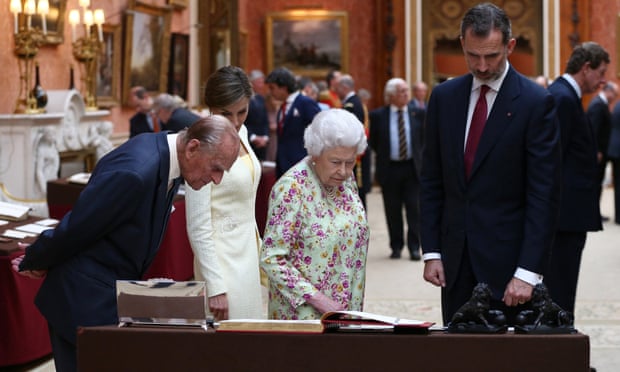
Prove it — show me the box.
[304,109,367,156]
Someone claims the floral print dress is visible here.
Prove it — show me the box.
[261,157,370,319]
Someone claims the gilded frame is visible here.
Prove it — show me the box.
[167,33,189,100]
[19,0,66,44]
[122,1,171,104]
[266,10,348,78]
[167,0,188,9]
[96,24,122,107]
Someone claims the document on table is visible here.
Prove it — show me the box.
[2,229,35,239]
[15,223,54,235]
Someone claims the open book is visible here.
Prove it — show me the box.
[216,310,434,334]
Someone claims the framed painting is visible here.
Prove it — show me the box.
[19,0,66,44]
[167,33,189,100]
[122,1,172,104]
[266,10,348,78]
[96,24,121,107]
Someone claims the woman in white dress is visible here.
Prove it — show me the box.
[185,66,263,320]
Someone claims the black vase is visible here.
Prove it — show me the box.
[32,62,48,109]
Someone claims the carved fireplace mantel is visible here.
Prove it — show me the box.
[0,90,112,213]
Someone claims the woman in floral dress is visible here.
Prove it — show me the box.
[261,109,370,319]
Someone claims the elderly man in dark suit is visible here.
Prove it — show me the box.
[587,81,619,221]
[266,67,321,178]
[12,116,240,372]
[153,93,201,133]
[420,3,561,325]
[335,73,372,208]
[370,77,424,261]
[546,42,609,314]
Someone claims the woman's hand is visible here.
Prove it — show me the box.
[208,293,229,321]
[306,291,346,314]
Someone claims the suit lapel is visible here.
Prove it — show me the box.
[449,76,473,186]
[469,68,519,179]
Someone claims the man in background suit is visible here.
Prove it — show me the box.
[129,86,156,137]
[370,77,424,261]
[246,70,270,160]
[608,101,620,224]
[409,81,429,112]
[266,67,321,177]
[336,74,372,208]
[546,42,609,314]
[12,116,240,371]
[420,3,561,325]
[587,81,618,221]
[153,93,201,133]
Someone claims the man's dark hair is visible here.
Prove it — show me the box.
[326,69,339,87]
[265,67,297,94]
[565,42,610,75]
[460,2,512,45]
[133,86,146,99]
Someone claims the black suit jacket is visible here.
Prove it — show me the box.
[587,94,612,156]
[343,94,371,192]
[130,112,153,138]
[369,105,424,186]
[162,108,201,133]
[246,94,270,160]
[20,133,181,344]
[420,67,561,299]
[548,77,602,232]
[609,102,620,159]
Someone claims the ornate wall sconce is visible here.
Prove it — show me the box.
[11,0,49,114]
[69,0,105,111]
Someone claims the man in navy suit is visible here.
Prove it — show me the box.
[128,86,156,137]
[370,77,424,261]
[266,67,321,177]
[546,42,609,314]
[587,82,618,221]
[246,70,270,160]
[153,93,201,133]
[336,74,372,208]
[420,3,561,325]
[12,116,240,371]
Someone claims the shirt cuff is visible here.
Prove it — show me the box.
[249,134,257,141]
[514,267,543,286]
[423,252,442,261]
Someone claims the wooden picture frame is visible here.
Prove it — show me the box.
[20,0,66,44]
[167,0,188,9]
[266,10,348,78]
[167,33,189,100]
[122,1,172,104]
[96,24,121,107]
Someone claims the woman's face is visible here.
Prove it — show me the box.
[312,146,358,188]
[210,97,250,131]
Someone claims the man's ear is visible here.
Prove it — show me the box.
[184,138,202,158]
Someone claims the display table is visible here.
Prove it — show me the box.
[77,326,590,371]
[0,218,52,367]
[46,178,194,280]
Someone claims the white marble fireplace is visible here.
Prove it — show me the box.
[0,90,113,213]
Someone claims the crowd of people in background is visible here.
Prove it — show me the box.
[13,3,620,369]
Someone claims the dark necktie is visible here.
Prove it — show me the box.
[277,102,286,137]
[464,84,490,179]
[397,109,407,160]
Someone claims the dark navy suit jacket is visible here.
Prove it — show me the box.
[20,132,180,344]
[548,76,602,232]
[129,112,153,138]
[420,67,561,299]
[162,108,201,133]
[276,94,320,177]
[609,102,620,159]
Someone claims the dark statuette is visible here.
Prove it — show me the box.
[514,283,575,334]
[447,283,508,333]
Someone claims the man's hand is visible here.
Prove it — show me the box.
[251,135,269,149]
[208,294,229,321]
[11,254,46,279]
[502,277,534,306]
[423,259,446,287]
